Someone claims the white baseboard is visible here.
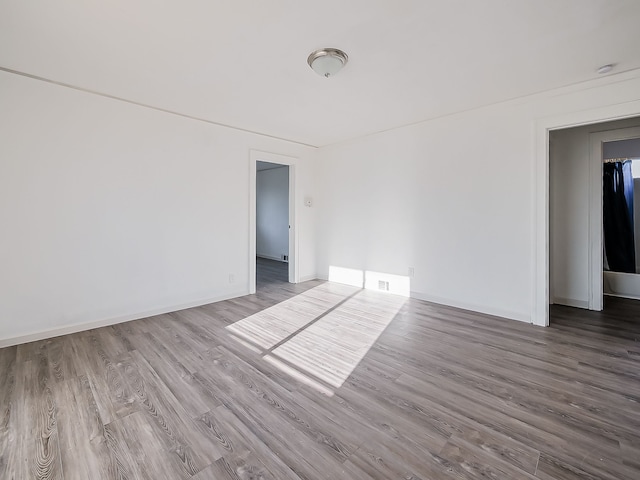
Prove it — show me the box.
[317,273,531,323]
[409,291,532,323]
[256,254,287,263]
[299,274,318,282]
[0,289,247,348]
[552,296,590,309]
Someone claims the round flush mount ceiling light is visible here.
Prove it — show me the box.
[596,64,614,74]
[307,48,348,78]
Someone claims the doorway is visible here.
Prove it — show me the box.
[599,134,640,301]
[256,161,290,288]
[533,98,640,327]
[549,119,640,317]
[248,150,298,294]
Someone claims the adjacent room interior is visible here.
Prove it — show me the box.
[256,160,290,288]
[1,1,640,479]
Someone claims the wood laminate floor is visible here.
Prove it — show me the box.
[1,277,639,479]
[256,257,288,288]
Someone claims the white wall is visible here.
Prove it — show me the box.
[315,71,640,323]
[256,166,289,261]
[0,71,317,345]
[603,138,640,159]
[4,69,640,342]
[550,117,640,307]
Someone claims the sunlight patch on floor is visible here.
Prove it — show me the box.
[226,277,407,395]
[226,282,359,349]
[269,289,406,389]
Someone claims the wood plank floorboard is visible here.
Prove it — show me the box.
[1,260,639,479]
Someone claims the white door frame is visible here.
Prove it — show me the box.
[588,127,640,311]
[533,101,640,326]
[249,150,299,294]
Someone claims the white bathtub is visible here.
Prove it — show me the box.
[603,271,640,300]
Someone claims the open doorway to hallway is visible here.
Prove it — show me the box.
[248,150,298,295]
[256,161,290,291]
[549,116,640,324]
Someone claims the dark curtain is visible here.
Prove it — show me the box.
[603,160,636,273]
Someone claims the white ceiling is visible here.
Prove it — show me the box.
[2,0,640,147]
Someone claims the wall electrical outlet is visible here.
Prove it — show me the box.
[228,273,235,284]
[378,280,390,291]
[408,267,415,277]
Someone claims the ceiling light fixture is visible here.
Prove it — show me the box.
[307,48,348,78]
[596,64,614,74]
